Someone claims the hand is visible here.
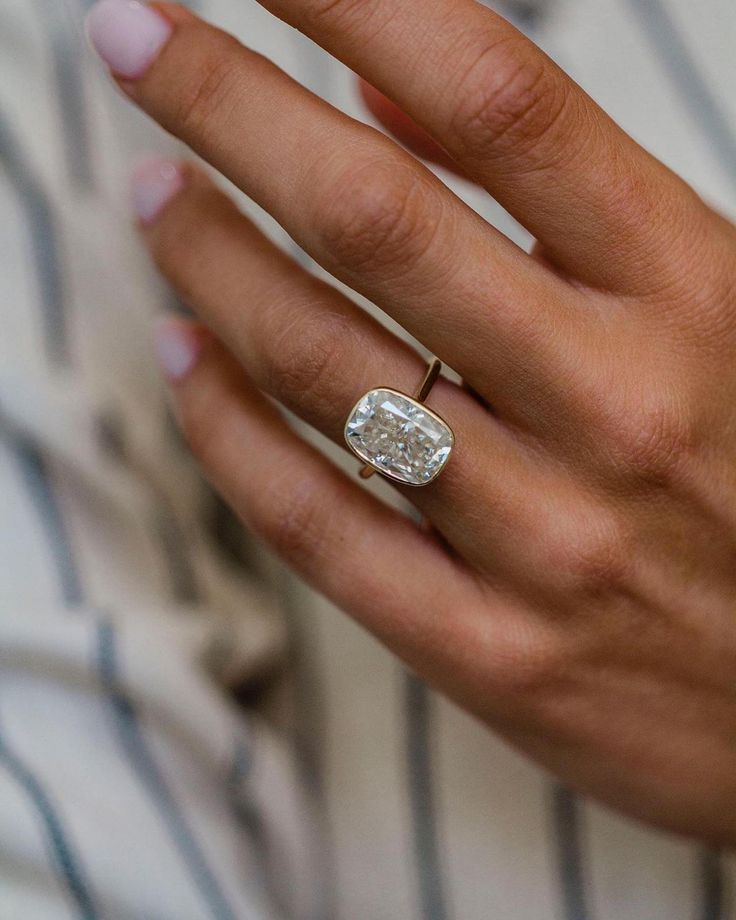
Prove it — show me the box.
[87,0,736,842]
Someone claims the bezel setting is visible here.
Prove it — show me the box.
[344,386,454,486]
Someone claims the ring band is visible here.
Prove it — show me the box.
[344,358,455,486]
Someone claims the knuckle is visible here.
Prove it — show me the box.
[266,308,359,416]
[449,36,569,161]
[175,36,245,138]
[317,156,439,276]
[534,505,631,595]
[559,518,631,593]
[491,632,569,701]
[459,595,570,706]
[605,395,698,486]
[299,0,385,35]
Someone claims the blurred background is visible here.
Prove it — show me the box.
[1,1,735,919]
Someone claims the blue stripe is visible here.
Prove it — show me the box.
[487,0,546,30]
[227,740,284,915]
[405,674,449,920]
[36,0,94,191]
[96,407,200,606]
[9,435,83,606]
[698,848,728,920]
[153,511,201,603]
[268,567,337,920]
[95,620,244,920]
[623,0,736,193]
[0,727,100,920]
[551,784,590,920]
[0,112,70,367]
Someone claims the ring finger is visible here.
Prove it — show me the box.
[137,161,548,571]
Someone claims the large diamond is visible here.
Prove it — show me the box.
[344,388,454,485]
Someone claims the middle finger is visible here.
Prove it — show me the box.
[88,1,602,428]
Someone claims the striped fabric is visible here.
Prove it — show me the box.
[1,1,735,918]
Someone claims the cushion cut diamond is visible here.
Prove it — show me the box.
[344,388,454,485]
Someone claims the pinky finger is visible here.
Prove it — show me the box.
[155,315,490,670]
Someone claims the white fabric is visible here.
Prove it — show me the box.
[1,1,735,918]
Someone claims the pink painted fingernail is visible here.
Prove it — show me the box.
[155,317,204,382]
[85,0,172,79]
[131,158,184,224]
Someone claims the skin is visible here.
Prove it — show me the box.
[103,1,736,841]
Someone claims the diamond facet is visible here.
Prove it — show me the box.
[344,388,454,485]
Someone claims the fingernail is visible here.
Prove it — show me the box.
[155,317,204,382]
[131,158,184,224]
[86,0,172,79]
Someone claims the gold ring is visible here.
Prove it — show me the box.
[343,359,455,486]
